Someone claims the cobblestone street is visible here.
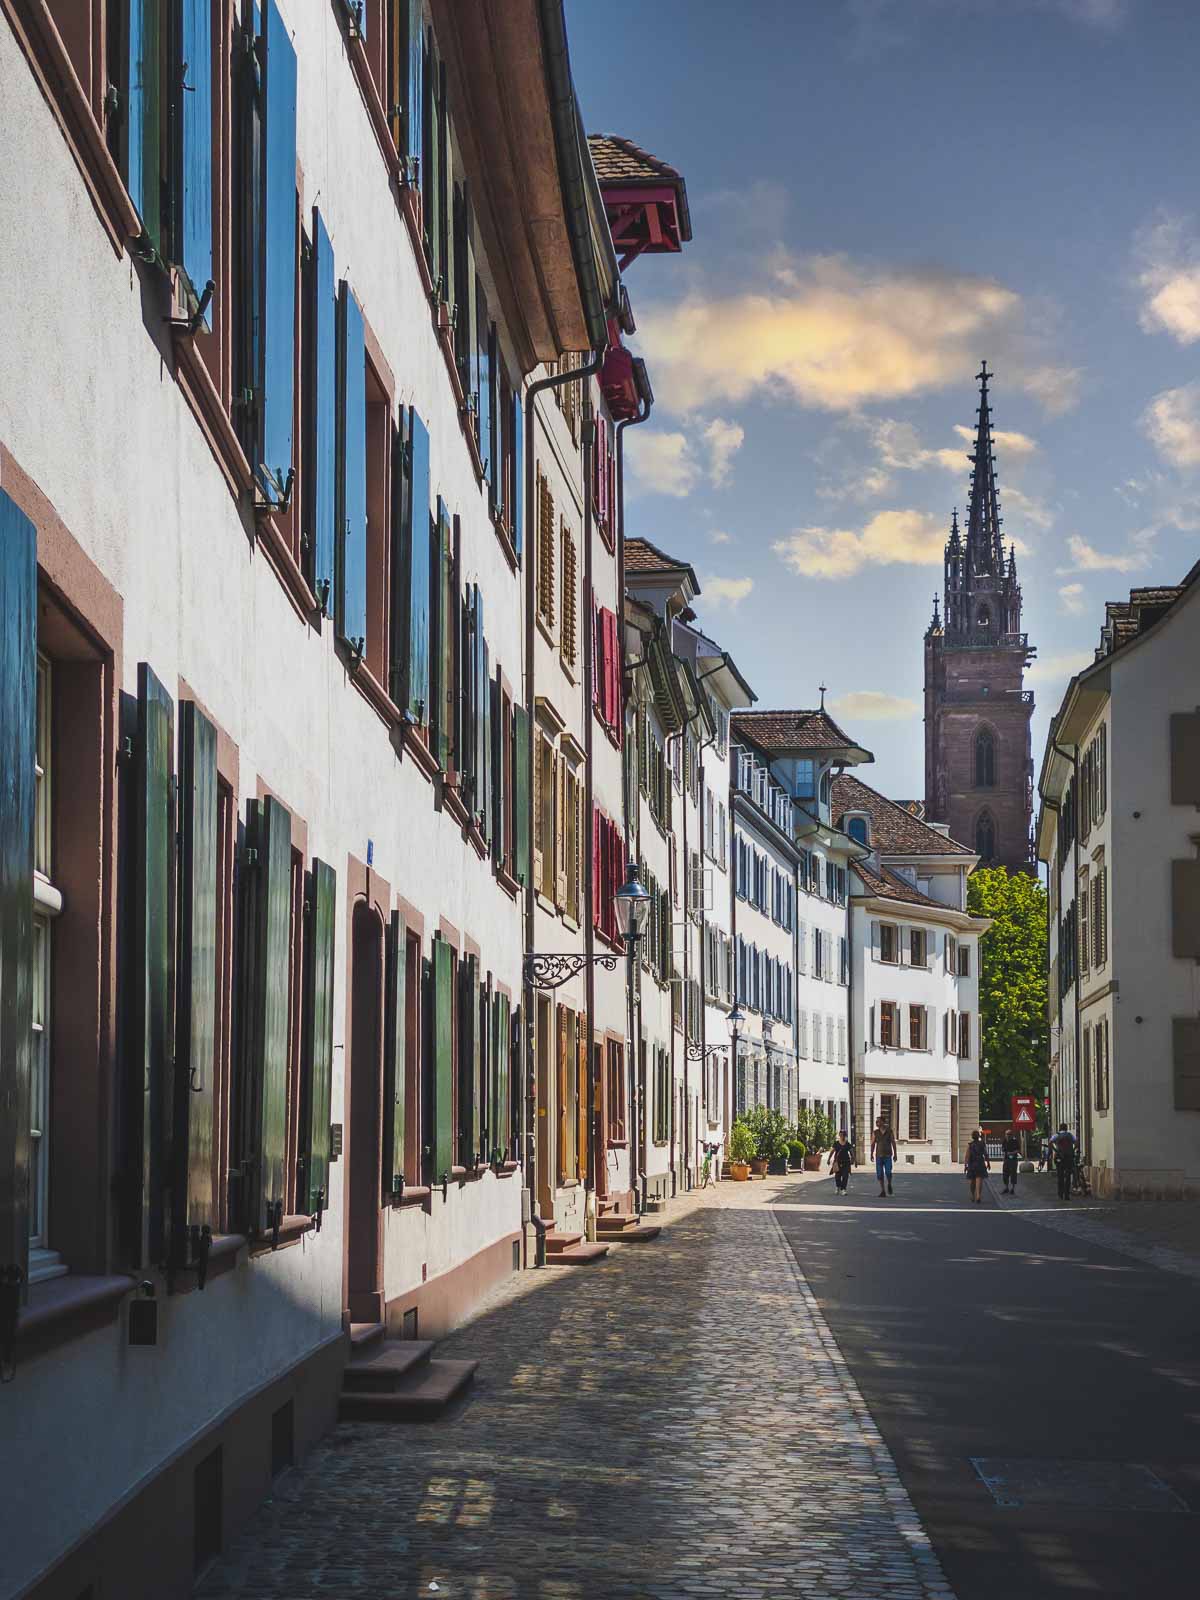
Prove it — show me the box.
[198,1178,952,1600]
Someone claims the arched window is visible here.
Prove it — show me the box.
[976,812,996,861]
[975,728,995,788]
[846,815,869,845]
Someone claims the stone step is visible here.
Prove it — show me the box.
[349,1321,385,1351]
[343,1340,435,1392]
[597,1222,660,1244]
[338,1358,478,1423]
[545,1241,609,1266]
[544,1230,584,1254]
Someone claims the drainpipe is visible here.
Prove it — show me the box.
[1040,795,1062,1142]
[616,365,653,1211]
[1052,740,1081,1147]
[582,397,598,1237]
[523,351,606,1226]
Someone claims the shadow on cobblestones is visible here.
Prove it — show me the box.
[197,1189,951,1600]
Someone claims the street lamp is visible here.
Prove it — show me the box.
[613,861,651,943]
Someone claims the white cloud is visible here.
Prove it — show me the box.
[1003,484,1054,534]
[1136,214,1200,346]
[709,529,732,545]
[951,423,1039,458]
[1142,383,1200,469]
[627,418,745,498]
[1059,533,1150,573]
[702,418,745,487]
[1058,582,1086,615]
[829,690,918,721]
[702,576,754,607]
[1027,650,1095,687]
[868,417,1038,480]
[635,254,1070,416]
[773,508,944,580]
[1022,364,1082,416]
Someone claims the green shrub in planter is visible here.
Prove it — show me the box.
[728,1121,757,1164]
[795,1107,837,1154]
[787,1140,807,1167]
[742,1106,792,1162]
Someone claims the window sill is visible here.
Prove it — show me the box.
[16,1272,132,1362]
[604,1137,628,1149]
[348,658,402,730]
[259,510,320,627]
[172,1232,245,1294]
[496,865,521,900]
[248,1215,314,1257]
[535,614,558,653]
[494,1161,521,1177]
[441,775,471,830]
[492,511,519,571]
[399,719,440,783]
[3,1,141,256]
[390,1185,431,1209]
[174,333,256,506]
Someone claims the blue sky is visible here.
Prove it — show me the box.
[567,0,1200,799]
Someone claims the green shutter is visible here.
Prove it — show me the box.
[0,490,36,1301]
[458,953,478,1165]
[244,795,291,1234]
[301,858,336,1215]
[490,678,505,872]
[124,0,163,252]
[383,910,407,1197]
[479,977,492,1155]
[174,701,217,1270]
[432,936,455,1180]
[131,664,175,1268]
[494,994,511,1161]
[513,703,531,887]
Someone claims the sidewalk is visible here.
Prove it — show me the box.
[991,1171,1200,1281]
[197,1171,953,1599]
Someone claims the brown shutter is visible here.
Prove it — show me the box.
[1172,860,1200,959]
[577,1028,589,1183]
[1171,713,1200,806]
[555,1006,568,1187]
[1174,1018,1200,1110]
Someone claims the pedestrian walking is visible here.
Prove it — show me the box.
[871,1117,897,1197]
[965,1129,990,1203]
[827,1131,853,1195]
[1001,1128,1021,1194]
[1051,1123,1078,1200]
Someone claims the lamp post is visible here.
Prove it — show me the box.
[726,1003,744,1123]
[613,862,651,1213]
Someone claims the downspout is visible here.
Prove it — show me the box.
[1052,740,1081,1146]
[582,398,598,1237]
[1041,793,1063,1141]
[616,365,653,1210]
[523,351,606,1225]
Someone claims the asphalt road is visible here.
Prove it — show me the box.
[773,1169,1200,1600]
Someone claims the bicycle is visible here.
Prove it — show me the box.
[699,1142,719,1189]
[1071,1153,1092,1198]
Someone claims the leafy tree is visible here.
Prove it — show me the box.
[967,866,1049,1117]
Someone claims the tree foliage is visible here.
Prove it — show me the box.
[967,866,1049,1117]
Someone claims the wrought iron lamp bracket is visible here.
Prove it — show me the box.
[524,951,618,990]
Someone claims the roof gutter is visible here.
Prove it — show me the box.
[538,0,618,350]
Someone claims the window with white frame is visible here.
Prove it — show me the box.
[878,1000,899,1047]
[909,928,927,967]
[879,922,898,963]
[813,1012,823,1062]
[908,1004,928,1050]
[907,1095,927,1140]
[31,655,65,1281]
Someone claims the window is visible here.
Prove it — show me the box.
[975,728,995,788]
[561,758,583,923]
[909,928,927,967]
[846,814,869,845]
[593,605,622,742]
[839,935,848,985]
[813,1013,823,1063]
[908,1096,927,1140]
[908,1005,928,1050]
[879,1001,899,1047]
[534,728,555,901]
[837,1018,846,1066]
[536,471,555,631]
[879,1093,899,1132]
[1078,872,1090,977]
[653,1047,670,1144]
[606,1040,626,1140]
[1095,1019,1110,1112]
[879,923,898,964]
[958,1011,972,1060]
[559,520,577,671]
[1091,867,1107,968]
[826,1016,835,1062]
[975,811,996,860]
[958,944,971,978]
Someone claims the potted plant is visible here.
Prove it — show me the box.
[788,1139,807,1171]
[743,1107,791,1174]
[727,1120,755,1181]
[796,1107,834,1170]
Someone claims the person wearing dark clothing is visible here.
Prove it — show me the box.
[1051,1123,1078,1200]
[965,1131,990,1203]
[827,1133,853,1195]
[1001,1130,1021,1194]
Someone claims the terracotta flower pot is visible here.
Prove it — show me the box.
[804,1153,823,1171]
[730,1162,750,1181]
[749,1158,769,1175]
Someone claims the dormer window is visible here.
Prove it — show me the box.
[794,759,815,799]
[845,813,870,846]
[820,770,832,809]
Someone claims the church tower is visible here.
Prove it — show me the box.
[924,363,1035,872]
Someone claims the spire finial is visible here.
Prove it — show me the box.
[965,362,1002,574]
[819,681,827,711]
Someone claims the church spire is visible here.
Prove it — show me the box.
[965,361,1003,576]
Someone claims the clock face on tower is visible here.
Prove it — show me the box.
[924,365,1035,874]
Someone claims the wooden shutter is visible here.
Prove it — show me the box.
[302,859,337,1214]
[556,1007,568,1186]
[130,665,175,1267]
[431,497,450,766]
[243,796,291,1235]
[456,952,477,1165]
[421,32,441,282]
[124,0,162,250]
[478,295,495,496]
[1170,713,1200,805]
[404,409,432,724]
[432,937,455,1180]
[478,977,492,1154]
[0,490,36,1299]
[174,0,214,320]
[513,704,531,887]
[382,910,407,1198]
[512,388,524,560]
[310,209,337,616]
[400,0,423,173]
[554,752,568,910]
[336,281,368,654]
[577,1029,590,1183]
[490,680,505,869]
[258,0,298,506]
[495,993,511,1160]
[174,702,218,1267]
[1174,1019,1200,1110]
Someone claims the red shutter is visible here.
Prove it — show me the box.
[592,808,602,933]
[591,603,601,714]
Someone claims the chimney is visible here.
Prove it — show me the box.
[928,822,952,837]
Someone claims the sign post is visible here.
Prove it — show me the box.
[1012,1095,1037,1155]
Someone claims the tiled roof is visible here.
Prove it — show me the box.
[832,773,973,857]
[853,860,943,908]
[730,709,863,755]
[625,537,695,579]
[587,134,683,187]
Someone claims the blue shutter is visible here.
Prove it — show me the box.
[259,0,297,506]
[512,388,523,560]
[0,490,36,1301]
[476,284,491,489]
[310,208,337,615]
[177,0,214,320]
[404,0,423,176]
[336,281,367,655]
[126,0,163,251]
[405,410,432,724]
